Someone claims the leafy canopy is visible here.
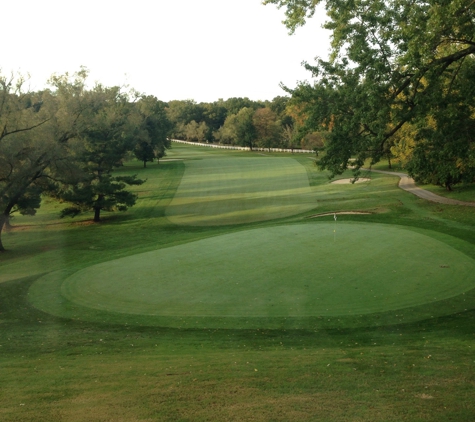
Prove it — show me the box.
[0,70,88,251]
[57,84,145,222]
[264,0,475,188]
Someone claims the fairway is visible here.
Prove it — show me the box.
[165,156,317,225]
[29,223,475,328]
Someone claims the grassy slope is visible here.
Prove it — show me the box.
[1,144,475,421]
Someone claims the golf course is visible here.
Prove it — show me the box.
[2,143,475,421]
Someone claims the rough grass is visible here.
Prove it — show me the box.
[421,182,475,203]
[368,158,475,203]
[1,144,475,421]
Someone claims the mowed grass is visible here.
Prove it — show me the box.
[166,156,317,225]
[29,223,475,329]
[2,143,475,421]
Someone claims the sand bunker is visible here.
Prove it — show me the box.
[309,211,371,218]
[331,178,371,184]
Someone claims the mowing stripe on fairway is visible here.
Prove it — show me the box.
[29,223,475,329]
[165,156,318,225]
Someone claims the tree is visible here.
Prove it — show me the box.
[133,96,172,167]
[235,107,257,150]
[165,100,204,140]
[220,97,260,115]
[183,120,209,142]
[253,107,281,150]
[281,123,301,152]
[264,0,475,187]
[302,132,326,153]
[268,95,290,119]
[0,70,86,252]
[213,113,239,145]
[214,107,258,149]
[58,85,144,222]
[201,102,228,141]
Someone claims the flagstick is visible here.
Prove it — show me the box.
[334,213,337,242]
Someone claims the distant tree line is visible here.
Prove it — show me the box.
[164,97,325,152]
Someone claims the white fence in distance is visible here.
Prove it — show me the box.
[171,139,314,154]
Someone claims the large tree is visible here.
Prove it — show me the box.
[253,107,281,150]
[58,85,144,222]
[265,0,475,189]
[235,107,258,150]
[165,100,204,140]
[219,97,261,115]
[201,102,228,142]
[214,107,258,149]
[213,113,239,145]
[182,120,209,142]
[133,96,172,167]
[0,70,86,252]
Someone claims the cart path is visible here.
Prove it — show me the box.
[367,169,475,207]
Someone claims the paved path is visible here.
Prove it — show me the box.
[367,169,475,207]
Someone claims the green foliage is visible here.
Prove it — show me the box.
[183,120,209,142]
[235,107,258,149]
[163,97,296,146]
[165,99,204,140]
[0,70,87,251]
[132,96,172,167]
[201,102,228,140]
[266,0,475,187]
[253,107,282,150]
[219,96,262,115]
[263,0,319,34]
[213,112,239,144]
[214,107,258,147]
[57,85,145,222]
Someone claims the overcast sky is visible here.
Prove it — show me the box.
[3,0,330,103]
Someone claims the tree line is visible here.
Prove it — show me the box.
[0,69,172,251]
[0,69,325,252]
[165,96,325,152]
[5,0,472,250]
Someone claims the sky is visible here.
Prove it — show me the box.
[3,0,331,103]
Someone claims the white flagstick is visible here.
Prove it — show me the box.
[334,213,337,242]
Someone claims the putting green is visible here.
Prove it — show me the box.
[29,223,475,327]
[165,157,317,225]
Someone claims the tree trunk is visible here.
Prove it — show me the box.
[93,207,101,222]
[143,160,147,168]
[387,155,392,169]
[0,214,7,252]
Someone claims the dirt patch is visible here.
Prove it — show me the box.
[71,220,96,226]
[4,224,33,232]
[331,178,371,184]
